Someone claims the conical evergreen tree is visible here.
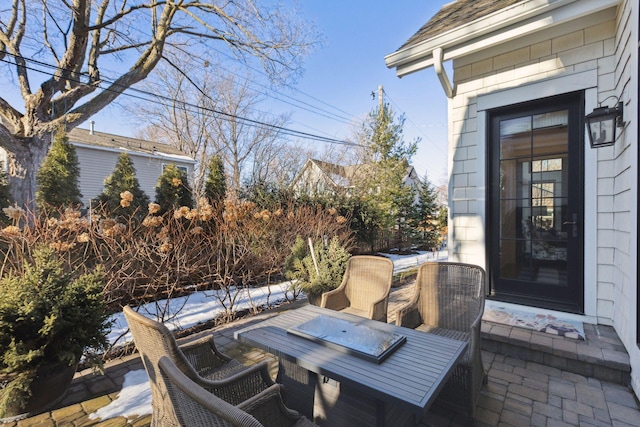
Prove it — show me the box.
[413,176,440,250]
[358,103,418,252]
[155,164,193,213]
[204,155,226,203]
[93,152,149,217]
[35,129,83,212]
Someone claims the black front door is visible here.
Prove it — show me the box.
[488,92,584,313]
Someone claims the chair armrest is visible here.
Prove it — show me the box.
[180,336,235,376]
[195,360,275,405]
[468,307,484,362]
[239,383,307,427]
[320,286,349,311]
[395,301,422,329]
[369,297,389,323]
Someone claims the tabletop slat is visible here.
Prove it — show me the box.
[235,305,467,414]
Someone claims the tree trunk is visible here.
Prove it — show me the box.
[4,133,51,210]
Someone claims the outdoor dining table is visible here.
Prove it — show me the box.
[234,304,467,427]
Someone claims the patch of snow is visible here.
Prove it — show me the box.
[90,251,447,421]
[89,370,151,420]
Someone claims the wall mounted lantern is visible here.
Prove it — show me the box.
[585,101,624,148]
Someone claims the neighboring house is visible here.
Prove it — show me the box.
[386,0,638,398]
[291,159,359,196]
[291,158,421,198]
[68,125,195,207]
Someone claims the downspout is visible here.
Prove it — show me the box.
[433,47,455,99]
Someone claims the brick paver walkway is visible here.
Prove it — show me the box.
[5,283,640,426]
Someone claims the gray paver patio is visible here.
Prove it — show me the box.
[4,281,639,426]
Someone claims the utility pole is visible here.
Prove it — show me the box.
[378,84,384,113]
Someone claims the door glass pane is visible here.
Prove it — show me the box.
[500,117,531,159]
[498,110,569,287]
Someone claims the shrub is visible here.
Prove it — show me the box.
[0,246,111,416]
[0,199,354,331]
[284,235,351,297]
[35,129,83,212]
[204,155,226,204]
[93,152,149,217]
[155,164,193,213]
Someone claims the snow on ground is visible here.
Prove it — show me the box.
[90,250,446,421]
[107,281,296,349]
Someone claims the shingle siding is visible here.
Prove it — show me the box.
[450,10,619,314]
[440,0,638,398]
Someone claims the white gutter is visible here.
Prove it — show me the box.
[433,47,454,99]
[385,0,620,77]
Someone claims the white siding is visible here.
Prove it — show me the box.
[291,162,331,195]
[612,0,639,400]
[449,7,620,315]
[447,0,639,398]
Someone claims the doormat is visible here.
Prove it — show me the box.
[483,306,585,340]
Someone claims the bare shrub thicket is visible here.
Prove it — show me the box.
[0,196,353,326]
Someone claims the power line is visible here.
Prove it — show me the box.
[382,88,447,157]
[208,47,358,124]
[118,15,359,128]
[0,53,361,147]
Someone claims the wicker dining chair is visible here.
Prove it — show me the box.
[123,306,274,426]
[158,356,318,427]
[395,262,486,417]
[320,255,394,322]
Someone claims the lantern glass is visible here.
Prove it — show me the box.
[586,108,617,148]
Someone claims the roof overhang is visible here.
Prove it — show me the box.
[71,141,196,164]
[385,0,621,77]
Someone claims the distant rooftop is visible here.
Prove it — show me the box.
[68,127,193,161]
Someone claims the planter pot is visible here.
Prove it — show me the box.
[0,362,77,423]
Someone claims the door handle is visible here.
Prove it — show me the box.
[563,214,578,238]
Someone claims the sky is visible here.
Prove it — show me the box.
[82,1,453,184]
[1,2,452,184]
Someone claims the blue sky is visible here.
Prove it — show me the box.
[80,0,449,184]
[72,1,452,183]
[289,1,451,183]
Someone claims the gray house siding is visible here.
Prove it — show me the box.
[74,142,194,208]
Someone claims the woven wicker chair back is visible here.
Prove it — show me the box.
[343,255,394,311]
[123,306,201,426]
[415,262,485,332]
[159,357,263,427]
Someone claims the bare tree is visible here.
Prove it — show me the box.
[207,71,289,197]
[251,141,311,189]
[0,0,316,207]
[132,59,219,198]
[131,61,292,198]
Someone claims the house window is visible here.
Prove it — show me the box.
[162,164,188,174]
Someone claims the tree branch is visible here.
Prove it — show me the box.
[0,96,24,132]
[63,2,177,129]
[0,0,20,62]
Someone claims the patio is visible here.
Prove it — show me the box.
[6,281,639,427]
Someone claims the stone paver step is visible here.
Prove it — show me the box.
[481,321,631,386]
